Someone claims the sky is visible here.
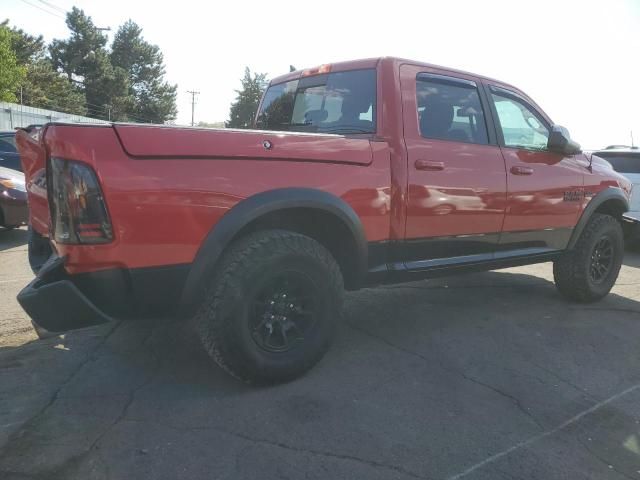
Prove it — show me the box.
[3,0,639,149]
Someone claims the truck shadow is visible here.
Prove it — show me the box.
[0,227,28,252]
[2,268,639,396]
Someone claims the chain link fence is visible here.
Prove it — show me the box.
[0,102,107,130]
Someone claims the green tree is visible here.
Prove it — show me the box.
[0,26,25,102]
[49,7,130,120]
[111,20,177,123]
[1,20,85,113]
[21,60,87,115]
[49,7,108,81]
[1,20,45,64]
[227,67,268,128]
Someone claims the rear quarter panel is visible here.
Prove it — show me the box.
[44,125,391,274]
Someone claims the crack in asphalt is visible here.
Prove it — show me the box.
[122,417,431,480]
[525,359,597,401]
[346,323,545,431]
[0,321,122,465]
[42,323,163,479]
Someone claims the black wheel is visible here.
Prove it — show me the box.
[553,213,624,302]
[194,229,344,384]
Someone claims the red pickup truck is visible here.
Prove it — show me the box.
[17,57,632,383]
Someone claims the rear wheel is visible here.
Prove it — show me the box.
[194,229,344,384]
[553,213,624,302]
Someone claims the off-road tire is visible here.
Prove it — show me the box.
[195,229,344,384]
[553,213,624,302]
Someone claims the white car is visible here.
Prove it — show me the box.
[593,147,640,247]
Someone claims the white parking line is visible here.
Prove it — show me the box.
[447,383,640,479]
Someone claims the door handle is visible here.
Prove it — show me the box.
[415,159,444,171]
[510,165,534,175]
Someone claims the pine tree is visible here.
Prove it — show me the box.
[227,67,268,129]
[49,8,130,120]
[111,20,177,123]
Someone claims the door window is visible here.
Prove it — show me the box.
[491,93,549,150]
[416,78,489,145]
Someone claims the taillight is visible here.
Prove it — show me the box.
[49,158,113,244]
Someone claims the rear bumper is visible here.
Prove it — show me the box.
[17,255,112,333]
[17,253,190,334]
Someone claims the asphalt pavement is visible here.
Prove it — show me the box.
[1,226,640,479]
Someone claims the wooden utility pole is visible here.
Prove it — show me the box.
[187,90,200,126]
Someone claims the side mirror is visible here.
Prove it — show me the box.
[547,125,581,155]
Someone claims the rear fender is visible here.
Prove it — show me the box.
[180,188,368,310]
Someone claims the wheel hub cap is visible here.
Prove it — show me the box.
[589,236,614,284]
[249,272,317,353]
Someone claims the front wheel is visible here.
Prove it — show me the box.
[553,213,624,302]
[194,229,344,384]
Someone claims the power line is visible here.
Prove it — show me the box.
[35,0,66,14]
[186,90,200,126]
[19,0,65,19]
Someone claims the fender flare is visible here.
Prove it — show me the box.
[180,187,368,309]
[567,187,629,249]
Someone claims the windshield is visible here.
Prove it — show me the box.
[256,69,376,134]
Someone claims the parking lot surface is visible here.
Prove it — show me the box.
[1,226,640,479]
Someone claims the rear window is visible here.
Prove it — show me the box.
[597,153,640,174]
[256,69,376,134]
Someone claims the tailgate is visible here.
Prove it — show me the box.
[15,128,49,235]
[113,125,373,166]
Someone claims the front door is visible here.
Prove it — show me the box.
[486,85,583,253]
[400,65,507,268]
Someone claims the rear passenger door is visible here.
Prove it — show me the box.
[400,65,507,268]
[486,85,583,252]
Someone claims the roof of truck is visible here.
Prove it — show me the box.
[269,56,517,90]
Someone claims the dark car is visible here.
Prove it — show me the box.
[0,166,28,229]
[0,131,22,172]
[592,147,640,245]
